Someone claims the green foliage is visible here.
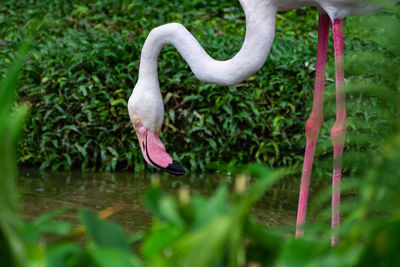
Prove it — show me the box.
[1,0,374,172]
[0,39,30,267]
[141,167,285,267]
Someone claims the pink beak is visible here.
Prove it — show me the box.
[133,120,185,175]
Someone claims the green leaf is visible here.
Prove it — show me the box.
[157,215,234,267]
[143,187,164,218]
[46,244,90,267]
[37,221,71,236]
[193,185,228,229]
[24,220,70,244]
[159,196,185,228]
[142,225,182,259]
[0,38,30,123]
[79,210,131,253]
[143,186,185,227]
[0,38,31,267]
[110,98,126,106]
[33,207,69,227]
[89,248,143,267]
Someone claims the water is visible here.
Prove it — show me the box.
[18,168,309,234]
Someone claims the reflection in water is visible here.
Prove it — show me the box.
[18,169,310,233]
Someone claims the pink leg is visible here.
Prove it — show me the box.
[296,13,330,238]
[331,18,346,246]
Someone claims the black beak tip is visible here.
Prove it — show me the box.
[163,160,186,176]
[144,139,185,176]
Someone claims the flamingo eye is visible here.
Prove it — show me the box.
[134,118,141,125]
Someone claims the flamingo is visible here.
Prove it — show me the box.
[127,0,389,245]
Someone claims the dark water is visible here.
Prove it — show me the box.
[18,169,307,233]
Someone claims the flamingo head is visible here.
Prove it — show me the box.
[127,80,185,175]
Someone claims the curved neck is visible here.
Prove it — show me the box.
[138,0,277,86]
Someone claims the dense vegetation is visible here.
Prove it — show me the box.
[0,0,383,172]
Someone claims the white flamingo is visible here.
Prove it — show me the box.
[127,0,390,245]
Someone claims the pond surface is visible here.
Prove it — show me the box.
[17,169,319,234]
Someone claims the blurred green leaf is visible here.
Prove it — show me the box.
[46,243,90,267]
[0,38,30,267]
[89,248,143,267]
[142,225,182,259]
[79,210,131,253]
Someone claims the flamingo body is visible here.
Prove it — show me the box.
[274,0,381,18]
[128,0,395,243]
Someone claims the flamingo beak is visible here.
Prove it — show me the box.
[133,119,185,176]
